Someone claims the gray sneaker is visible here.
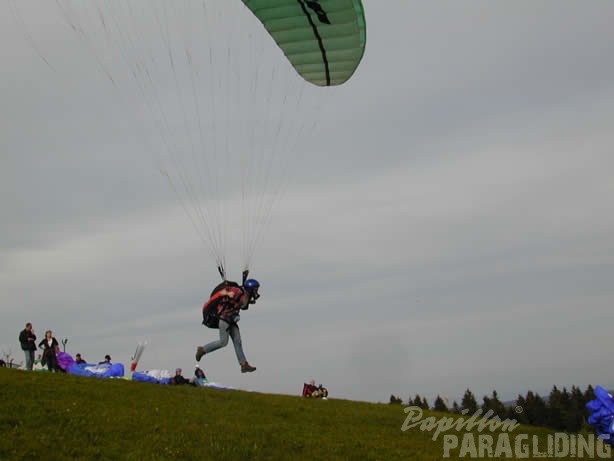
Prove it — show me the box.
[195,347,206,362]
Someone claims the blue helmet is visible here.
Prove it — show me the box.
[244,279,260,291]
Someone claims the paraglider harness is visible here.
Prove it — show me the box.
[202,270,259,329]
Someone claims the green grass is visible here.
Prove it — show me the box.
[0,368,610,460]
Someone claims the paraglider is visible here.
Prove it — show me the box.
[197,276,260,373]
[10,0,366,378]
[40,0,366,279]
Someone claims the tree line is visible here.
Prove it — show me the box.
[389,384,598,433]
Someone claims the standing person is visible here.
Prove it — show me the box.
[19,322,37,370]
[196,278,260,373]
[38,330,60,372]
[75,353,86,364]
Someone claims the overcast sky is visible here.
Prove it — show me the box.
[2,1,614,405]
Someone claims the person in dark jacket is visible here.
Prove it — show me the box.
[171,368,191,385]
[19,322,37,370]
[38,330,60,372]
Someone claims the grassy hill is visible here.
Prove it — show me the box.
[0,368,610,460]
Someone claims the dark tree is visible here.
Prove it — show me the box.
[461,389,478,414]
[408,394,429,409]
[433,395,449,412]
[451,400,461,414]
[547,385,565,430]
[584,384,595,404]
[512,394,529,425]
[562,386,586,432]
[481,390,507,419]
[419,396,430,410]
[523,391,547,426]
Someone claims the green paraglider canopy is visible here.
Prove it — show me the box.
[242,0,366,86]
[24,0,366,277]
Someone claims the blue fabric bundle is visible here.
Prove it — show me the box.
[586,385,614,445]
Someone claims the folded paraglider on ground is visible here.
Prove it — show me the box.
[586,385,614,445]
[49,351,234,389]
[56,351,125,378]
